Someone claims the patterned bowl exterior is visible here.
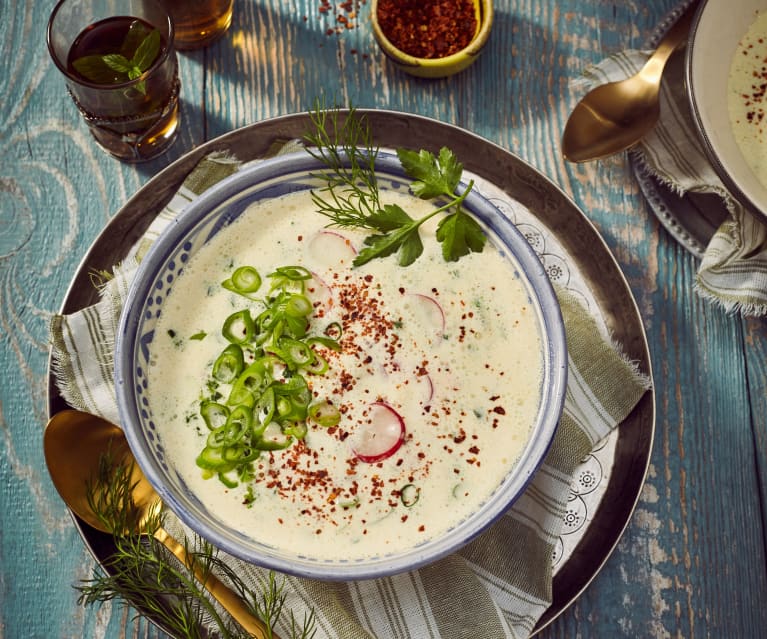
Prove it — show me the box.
[115,150,567,580]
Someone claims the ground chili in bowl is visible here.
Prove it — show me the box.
[371,0,493,78]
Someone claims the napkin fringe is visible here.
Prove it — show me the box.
[606,333,653,393]
[693,280,767,317]
[49,315,86,412]
[631,150,739,214]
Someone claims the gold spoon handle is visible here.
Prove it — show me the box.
[642,0,699,83]
[153,526,276,639]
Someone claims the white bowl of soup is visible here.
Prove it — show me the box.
[687,0,767,218]
[115,149,567,580]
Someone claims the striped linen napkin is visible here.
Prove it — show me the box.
[50,152,650,638]
[572,3,767,316]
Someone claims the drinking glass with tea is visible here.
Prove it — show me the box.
[160,0,234,50]
[47,0,180,162]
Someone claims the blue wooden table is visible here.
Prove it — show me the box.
[2,0,767,637]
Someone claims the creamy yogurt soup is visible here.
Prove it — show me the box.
[729,10,767,186]
[146,188,543,560]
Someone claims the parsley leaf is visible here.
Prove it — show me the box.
[357,222,425,267]
[397,147,462,199]
[436,209,487,262]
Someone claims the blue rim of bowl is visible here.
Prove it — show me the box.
[115,150,567,580]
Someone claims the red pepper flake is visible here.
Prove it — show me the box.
[377,0,477,59]
[317,0,366,33]
[453,428,467,444]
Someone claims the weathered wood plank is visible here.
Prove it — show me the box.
[2,0,765,637]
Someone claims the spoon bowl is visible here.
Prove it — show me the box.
[43,409,274,639]
[562,0,699,162]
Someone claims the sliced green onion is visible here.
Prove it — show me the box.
[197,263,343,479]
[283,421,308,439]
[278,337,313,367]
[255,307,278,333]
[308,400,341,427]
[253,438,293,451]
[206,410,249,448]
[227,405,252,439]
[283,314,308,340]
[271,265,312,281]
[212,344,244,383]
[400,484,420,508]
[253,386,276,433]
[227,358,273,407]
[196,446,236,472]
[253,424,293,451]
[268,266,312,294]
[285,294,313,318]
[222,265,262,297]
[272,376,311,421]
[303,352,329,375]
[217,472,238,489]
[200,401,229,431]
[307,336,341,352]
[222,310,254,344]
[324,321,343,340]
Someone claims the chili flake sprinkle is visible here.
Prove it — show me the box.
[376,0,478,59]
[315,0,366,34]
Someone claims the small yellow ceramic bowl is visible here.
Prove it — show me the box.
[371,0,494,79]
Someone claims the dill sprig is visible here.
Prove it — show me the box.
[304,103,383,229]
[75,452,316,639]
[303,101,487,267]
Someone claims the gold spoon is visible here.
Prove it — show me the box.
[43,409,274,639]
[561,0,699,163]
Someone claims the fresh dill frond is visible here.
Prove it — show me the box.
[76,453,316,639]
[304,101,383,229]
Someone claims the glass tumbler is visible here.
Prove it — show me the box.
[47,0,181,162]
[159,0,234,50]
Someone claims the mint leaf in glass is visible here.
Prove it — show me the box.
[72,55,124,84]
[131,29,161,73]
[102,54,134,74]
[71,23,161,94]
[120,19,153,58]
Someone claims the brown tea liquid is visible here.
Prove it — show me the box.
[65,16,180,161]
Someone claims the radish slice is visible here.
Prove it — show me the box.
[417,373,434,405]
[350,401,406,463]
[409,293,445,337]
[308,271,334,312]
[308,230,358,267]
